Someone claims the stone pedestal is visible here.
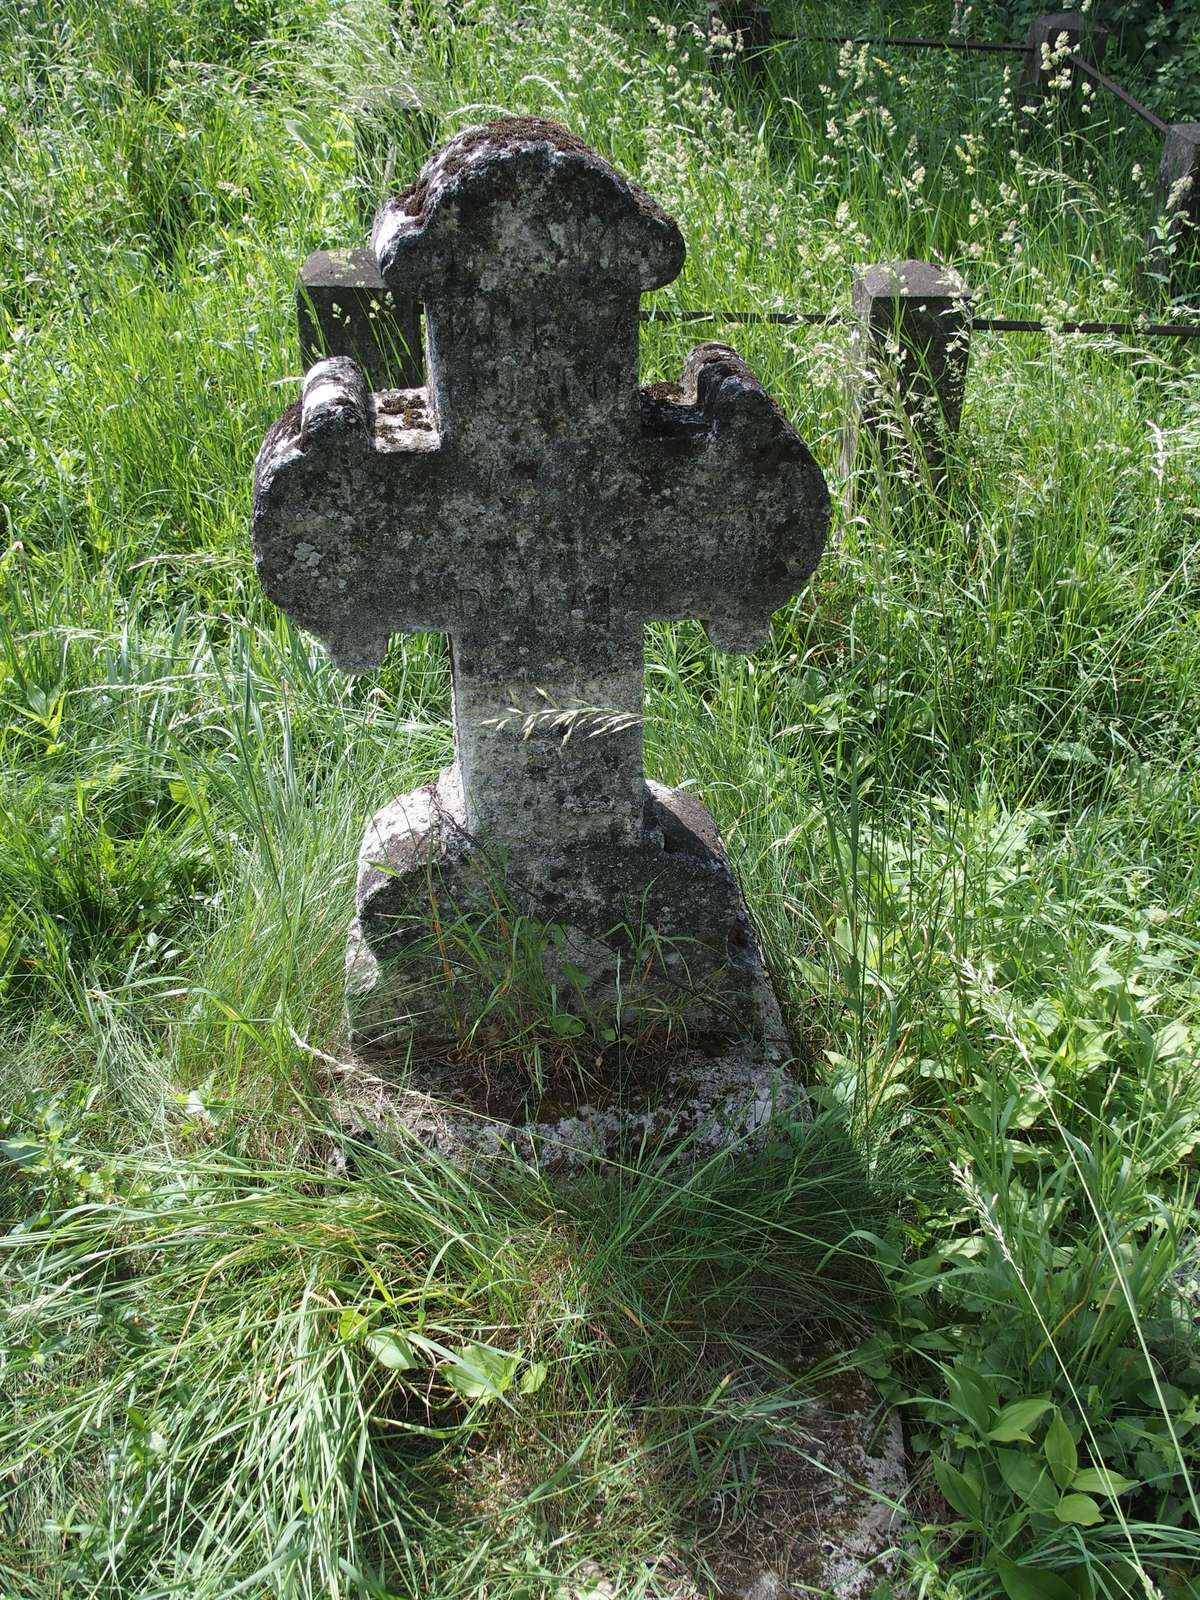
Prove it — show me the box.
[841,260,973,492]
[1142,123,1200,296]
[297,249,423,389]
[343,764,799,1163]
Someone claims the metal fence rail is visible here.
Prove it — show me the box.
[641,308,1200,338]
[773,34,1024,54]
[706,6,1199,299]
[742,26,1171,137]
[1071,57,1172,137]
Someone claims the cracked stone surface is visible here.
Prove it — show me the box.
[252,116,829,1076]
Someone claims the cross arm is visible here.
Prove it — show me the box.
[252,358,460,670]
[635,344,829,651]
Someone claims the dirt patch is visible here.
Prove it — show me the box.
[703,1366,907,1600]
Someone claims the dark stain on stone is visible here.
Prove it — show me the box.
[376,390,433,430]
[392,116,674,238]
[396,118,598,225]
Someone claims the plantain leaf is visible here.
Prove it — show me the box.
[1044,1411,1078,1488]
[445,1341,519,1402]
[988,1397,1054,1443]
[1054,1493,1103,1526]
[994,1555,1077,1600]
[338,1308,370,1343]
[996,1448,1058,1509]
[947,1364,994,1433]
[519,1360,548,1395]
[365,1328,418,1372]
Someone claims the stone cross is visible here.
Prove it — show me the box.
[253,118,829,1062]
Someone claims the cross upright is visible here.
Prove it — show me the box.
[253,118,830,1058]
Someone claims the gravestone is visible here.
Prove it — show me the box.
[706,0,773,72]
[841,260,973,492]
[253,118,830,1156]
[297,248,422,389]
[1142,123,1200,296]
[1018,11,1108,133]
[299,99,430,389]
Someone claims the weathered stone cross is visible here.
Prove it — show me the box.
[254,118,829,1063]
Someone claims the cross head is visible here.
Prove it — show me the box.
[255,117,828,867]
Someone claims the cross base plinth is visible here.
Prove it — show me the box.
[341,768,805,1165]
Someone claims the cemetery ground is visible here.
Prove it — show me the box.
[1,0,1199,1594]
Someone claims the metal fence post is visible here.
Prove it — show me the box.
[842,260,974,493]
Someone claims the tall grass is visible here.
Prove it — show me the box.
[1,0,1198,1593]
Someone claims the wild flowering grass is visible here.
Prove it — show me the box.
[1,0,1198,1594]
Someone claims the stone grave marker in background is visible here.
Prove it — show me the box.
[705,0,772,75]
[297,247,422,389]
[1019,10,1109,133]
[296,94,431,387]
[1143,123,1200,296]
[253,118,830,1158]
[841,259,974,493]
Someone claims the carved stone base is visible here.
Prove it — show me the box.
[330,1040,803,1170]
[342,766,803,1163]
[348,765,787,1057]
